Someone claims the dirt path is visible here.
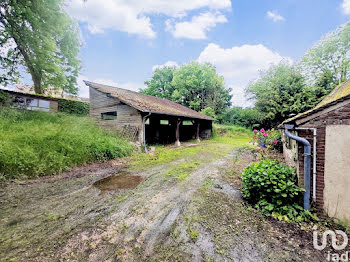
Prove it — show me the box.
[0,138,331,261]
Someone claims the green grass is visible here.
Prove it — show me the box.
[214,124,253,136]
[165,161,200,181]
[0,108,133,179]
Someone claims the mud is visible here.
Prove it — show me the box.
[93,172,143,193]
[0,139,342,262]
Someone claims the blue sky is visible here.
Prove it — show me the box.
[30,1,350,105]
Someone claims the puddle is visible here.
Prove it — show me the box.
[93,172,143,193]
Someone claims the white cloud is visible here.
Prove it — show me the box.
[77,76,145,98]
[166,12,227,39]
[342,0,350,14]
[198,43,292,107]
[266,11,285,22]
[152,61,179,71]
[67,0,231,38]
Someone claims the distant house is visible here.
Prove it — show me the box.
[84,81,215,146]
[281,79,350,224]
[0,89,59,113]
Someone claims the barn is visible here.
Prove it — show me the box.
[84,81,215,147]
[281,79,350,224]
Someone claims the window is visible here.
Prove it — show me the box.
[39,99,50,108]
[26,98,38,107]
[145,118,150,125]
[101,111,117,120]
[160,120,169,125]
[13,96,25,108]
[182,120,193,126]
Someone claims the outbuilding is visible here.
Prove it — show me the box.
[84,81,215,147]
[281,79,350,224]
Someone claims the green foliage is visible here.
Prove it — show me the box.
[200,107,216,119]
[215,124,252,137]
[0,90,11,106]
[220,107,264,129]
[57,98,89,116]
[246,62,319,128]
[142,66,176,99]
[0,108,133,179]
[300,21,350,86]
[0,0,81,94]
[241,160,314,222]
[142,61,232,115]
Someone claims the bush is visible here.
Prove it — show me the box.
[241,160,314,222]
[0,108,133,179]
[57,98,89,115]
[0,90,11,106]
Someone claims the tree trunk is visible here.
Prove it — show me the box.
[32,71,43,94]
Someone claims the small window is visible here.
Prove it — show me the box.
[101,111,117,120]
[26,98,38,107]
[182,120,193,126]
[160,120,169,125]
[38,99,50,109]
[145,118,150,125]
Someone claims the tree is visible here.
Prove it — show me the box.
[172,62,232,114]
[200,107,216,119]
[142,66,176,99]
[0,0,81,94]
[220,107,264,129]
[143,61,232,114]
[300,21,350,87]
[246,62,317,127]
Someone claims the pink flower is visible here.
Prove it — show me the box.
[260,128,265,132]
[256,147,260,151]
[253,129,258,133]
[274,140,278,144]
[263,133,268,137]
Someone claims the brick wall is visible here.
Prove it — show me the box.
[296,101,350,210]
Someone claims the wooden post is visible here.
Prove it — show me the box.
[196,121,200,143]
[175,118,181,147]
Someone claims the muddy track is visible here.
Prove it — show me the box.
[0,142,331,261]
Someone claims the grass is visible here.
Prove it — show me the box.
[0,108,133,179]
[165,161,200,181]
[214,124,253,137]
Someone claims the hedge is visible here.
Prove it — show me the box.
[57,98,89,116]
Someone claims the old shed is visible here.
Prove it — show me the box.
[85,81,215,146]
[281,79,350,224]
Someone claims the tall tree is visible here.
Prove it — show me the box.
[246,62,318,127]
[142,61,232,114]
[300,21,350,87]
[0,0,81,94]
[142,66,176,99]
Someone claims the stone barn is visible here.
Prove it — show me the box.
[84,81,215,146]
[281,79,350,225]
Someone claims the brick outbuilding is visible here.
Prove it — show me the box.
[281,79,350,225]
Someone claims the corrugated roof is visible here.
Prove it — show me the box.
[84,81,215,121]
[281,79,350,126]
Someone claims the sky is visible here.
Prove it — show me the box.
[13,0,350,107]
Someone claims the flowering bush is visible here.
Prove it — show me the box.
[252,128,280,158]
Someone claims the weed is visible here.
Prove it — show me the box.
[0,108,133,179]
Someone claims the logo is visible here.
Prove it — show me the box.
[313,226,349,262]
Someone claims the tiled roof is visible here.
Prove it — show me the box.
[84,81,215,121]
[281,79,350,126]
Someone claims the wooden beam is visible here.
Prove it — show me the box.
[175,118,181,147]
[196,121,200,143]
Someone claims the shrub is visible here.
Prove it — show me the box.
[57,98,89,115]
[0,90,11,106]
[241,160,314,222]
[0,108,133,179]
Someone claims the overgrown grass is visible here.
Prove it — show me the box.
[165,161,200,181]
[0,108,133,179]
[214,124,252,136]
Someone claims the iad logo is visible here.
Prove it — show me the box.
[313,226,349,262]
